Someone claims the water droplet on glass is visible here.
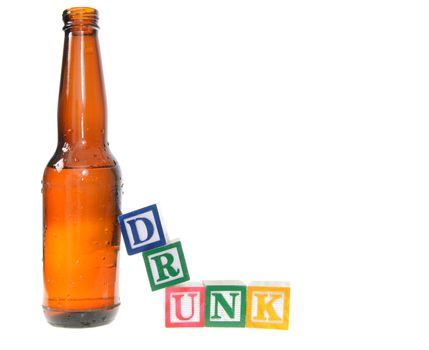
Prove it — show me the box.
[62,142,70,153]
[54,159,64,173]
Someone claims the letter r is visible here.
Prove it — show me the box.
[150,253,180,282]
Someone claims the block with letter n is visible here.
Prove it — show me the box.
[118,204,167,255]
[165,282,205,328]
[246,282,290,330]
[143,241,190,291]
[204,281,246,327]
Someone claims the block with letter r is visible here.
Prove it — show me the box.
[143,241,190,291]
[204,281,246,327]
[165,282,205,327]
[118,204,167,255]
[246,282,290,330]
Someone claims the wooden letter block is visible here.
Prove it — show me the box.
[246,282,290,330]
[204,281,246,327]
[118,204,167,255]
[165,283,205,327]
[143,241,190,291]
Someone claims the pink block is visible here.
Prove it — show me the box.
[165,284,205,328]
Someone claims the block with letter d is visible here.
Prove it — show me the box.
[165,283,205,327]
[246,282,290,330]
[204,281,246,327]
[143,241,190,291]
[118,204,167,255]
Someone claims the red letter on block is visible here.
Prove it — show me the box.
[165,284,205,327]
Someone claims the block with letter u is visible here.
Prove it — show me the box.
[165,283,205,327]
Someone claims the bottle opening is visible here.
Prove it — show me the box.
[63,7,99,30]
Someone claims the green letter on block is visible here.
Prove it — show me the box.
[204,281,246,327]
[143,241,190,291]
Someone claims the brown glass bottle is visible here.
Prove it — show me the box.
[42,7,121,327]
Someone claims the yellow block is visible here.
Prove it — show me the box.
[246,283,290,330]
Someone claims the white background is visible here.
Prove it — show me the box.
[0,0,428,348]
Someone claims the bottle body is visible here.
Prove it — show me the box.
[43,164,121,326]
[42,8,121,327]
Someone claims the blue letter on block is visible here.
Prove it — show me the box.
[118,204,167,255]
[127,217,154,245]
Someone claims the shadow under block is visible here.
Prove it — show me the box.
[165,283,205,327]
[204,281,246,327]
[143,241,190,291]
[246,282,290,330]
[118,204,167,255]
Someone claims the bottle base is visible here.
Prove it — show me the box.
[43,303,120,328]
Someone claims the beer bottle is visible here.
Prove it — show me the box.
[42,7,121,327]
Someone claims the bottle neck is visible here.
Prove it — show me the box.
[57,26,107,147]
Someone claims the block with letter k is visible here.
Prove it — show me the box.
[246,282,290,330]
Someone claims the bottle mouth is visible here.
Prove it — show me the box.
[63,7,99,30]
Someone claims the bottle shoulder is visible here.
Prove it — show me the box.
[46,142,120,171]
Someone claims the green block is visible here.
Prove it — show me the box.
[143,241,190,291]
[204,281,246,327]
